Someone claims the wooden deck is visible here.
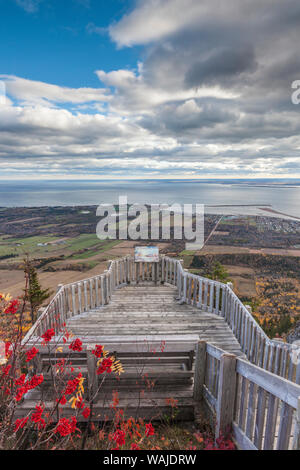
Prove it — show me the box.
[66,283,243,356]
[18,256,300,449]
[18,283,243,423]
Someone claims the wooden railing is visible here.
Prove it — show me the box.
[194,341,300,450]
[162,256,300,384]
[23,254,300,386]
[22,255,160,343]
[21,252,300,449]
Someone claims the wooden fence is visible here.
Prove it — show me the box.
[22,255,160,342]
[23,255,300,386]
[164,256,300,384]
[194,341,300,450]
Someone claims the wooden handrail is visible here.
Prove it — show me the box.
[195,341,300,450]
[22,254,300,385]
[163,255,300,383]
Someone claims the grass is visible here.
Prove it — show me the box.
[81,422,209,450]
[0,232,121,277]
[64,234,101,252]
[178,252,195,268]
[179,250,197,256]
[36,224,57,229]
[0,235,62,258]
[86,261,99,269]
[68,239,120,260]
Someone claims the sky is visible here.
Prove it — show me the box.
[0,0,300,180]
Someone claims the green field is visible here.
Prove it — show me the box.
[0,233,120,260]
[0,235,62,257]
[64,234,101,251]
[68,239,120,259]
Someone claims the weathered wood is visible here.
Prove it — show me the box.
[232,423,257,450]
[293,397,300,450]
[32,351,43,374]
[277,402,294,450]
[236,359,300,409]
[203,385,217,410]
[215,353,237,438]
[253,387,266,449]
[20,254,300,448]
[23,255,293,383]
[215,284,220,315]
[245,381,255,440]
[263,394,279,449]
[78,283,82,314]
[194,341,206,401]
[86,349,97,400]
[15,398,195,422]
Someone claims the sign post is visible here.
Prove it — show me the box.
[134,246,159,263]
[134,246,160,284]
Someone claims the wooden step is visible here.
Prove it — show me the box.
[15,396,195,421]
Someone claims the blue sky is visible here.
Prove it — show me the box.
[0,0,139,87]
[0,0,300,180]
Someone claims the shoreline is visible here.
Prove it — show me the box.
[0,203,299,221]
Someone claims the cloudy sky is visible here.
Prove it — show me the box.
[0,0,300,180]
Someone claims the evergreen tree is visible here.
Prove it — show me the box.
[210,262,230,282]
[24,257,52,324]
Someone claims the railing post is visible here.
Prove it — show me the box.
[33,350,43,374]
[103,270,108,304]
[57,283,63,293]
[178,259,183,289]
[126,255,131,284]
[182,270,188,302]
[194,341,206,402]
[57,284,64,322]
[71,285,76,316]
[107,260,114,292]
[86,347,97,402]
[37,307,46,319]
[161,255,165,284]
[221,286,226,317]
[216,352,237,439]
[293,397,300,450]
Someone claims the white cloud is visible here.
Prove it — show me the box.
[109,0,275,47]
[2,0,300,179]
[109,0,210,46]
[96,69,238,115]
[2,75,111,107]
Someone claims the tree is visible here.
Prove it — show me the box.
[23,257,52,324]
[210,262,230,282]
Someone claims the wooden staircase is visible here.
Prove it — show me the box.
[18,336,198,421]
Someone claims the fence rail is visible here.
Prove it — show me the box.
[21,253,300,449]
[23,255,300,386]
[22,255,160,342]
[164,256,300,385]
[194,341,300,450]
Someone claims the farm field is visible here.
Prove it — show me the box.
[1,206,300,339]
[0,236,170,298]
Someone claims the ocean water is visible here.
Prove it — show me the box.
[0,179,299,218]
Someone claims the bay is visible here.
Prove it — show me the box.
[0,179,299,218]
